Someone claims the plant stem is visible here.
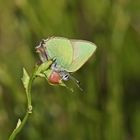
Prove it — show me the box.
[8,111,29,140]
[8,60,52,140]
[8,68,36,140]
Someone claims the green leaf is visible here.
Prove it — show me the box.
[22,68,30,92]
[35,60,53,76]
[16,119,21,129]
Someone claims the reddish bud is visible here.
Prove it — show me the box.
[48,71,61,84]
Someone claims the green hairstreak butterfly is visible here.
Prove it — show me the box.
[36,37,97,89]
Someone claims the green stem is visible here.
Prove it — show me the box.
[8,60,52,140]
[26,66,38,113]
[8,69,36,140]
[8,112,29,140]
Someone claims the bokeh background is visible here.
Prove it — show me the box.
[0,0,140,140]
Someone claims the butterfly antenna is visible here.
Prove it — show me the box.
[69,75,83,91]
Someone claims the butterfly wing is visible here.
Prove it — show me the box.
[44,37,73,69]
[66,40,97,72]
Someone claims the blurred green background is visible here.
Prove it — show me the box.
[0,0,140,140]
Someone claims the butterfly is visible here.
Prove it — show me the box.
[36,37,97,90]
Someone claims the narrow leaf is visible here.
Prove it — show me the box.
[35,60,53,76]
[22,68,30,91]
[60,82,74,92]
[16,119,21,129]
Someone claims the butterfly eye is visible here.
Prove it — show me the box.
[62,74,69,81]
